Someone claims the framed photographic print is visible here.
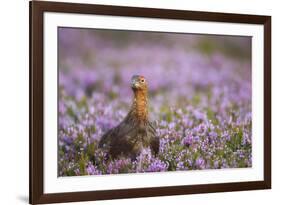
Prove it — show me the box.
[29,0,271,204]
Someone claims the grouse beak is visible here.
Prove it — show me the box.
[131,79,140,89]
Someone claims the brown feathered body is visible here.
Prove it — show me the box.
[98,75,159,159]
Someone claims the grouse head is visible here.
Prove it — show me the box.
[131,75,147,91]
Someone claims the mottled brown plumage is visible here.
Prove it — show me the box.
[98,75,159,159]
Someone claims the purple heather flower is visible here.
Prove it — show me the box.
[59,101,66,114]
[182,134,193,146]
[86,164,101,175]
[193,135,200,142]
[195,157,205,169]
[62,135,73,145]
[193,110,206,121]
[146,159,168,172]
[107,158,131,174]
[176,161,185,170]
[209,131,218,138]
[213,160,219,169]
[168,122,176,130]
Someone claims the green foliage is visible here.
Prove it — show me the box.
[78,152,89,175]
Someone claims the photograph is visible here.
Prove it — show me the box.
[58,27,252,176]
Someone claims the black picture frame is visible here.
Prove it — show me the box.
[30,0,271,204]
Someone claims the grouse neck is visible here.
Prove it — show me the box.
[133,89,148,122]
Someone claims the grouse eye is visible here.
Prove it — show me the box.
[140,79,145,83]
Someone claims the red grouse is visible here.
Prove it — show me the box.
[99,75,159,159]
